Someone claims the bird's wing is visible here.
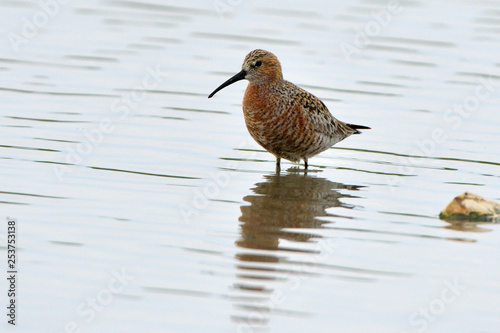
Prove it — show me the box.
[293,89,356,138]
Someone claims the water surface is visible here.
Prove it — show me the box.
[1,1,500,332]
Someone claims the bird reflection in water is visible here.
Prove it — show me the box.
[237,172,363,252]
[231,172,365,327]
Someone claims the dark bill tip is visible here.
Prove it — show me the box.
[208,70,247,98]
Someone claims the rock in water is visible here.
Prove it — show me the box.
[440,192,500,222]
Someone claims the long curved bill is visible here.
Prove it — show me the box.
[208,70,247,98]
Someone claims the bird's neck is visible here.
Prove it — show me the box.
[243,80,284,113]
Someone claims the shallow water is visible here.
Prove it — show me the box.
[1,0,500,332]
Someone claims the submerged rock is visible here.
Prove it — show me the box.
[440,192,500,222]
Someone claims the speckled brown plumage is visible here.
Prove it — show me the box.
[209,49,370,170]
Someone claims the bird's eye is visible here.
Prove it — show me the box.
[254,60,262,68]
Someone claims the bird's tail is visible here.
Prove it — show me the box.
[347,123,371,134]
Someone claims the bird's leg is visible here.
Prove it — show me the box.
[304,158,308,170]
[275,157,281,172]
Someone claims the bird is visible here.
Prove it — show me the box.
[208,49,370,170]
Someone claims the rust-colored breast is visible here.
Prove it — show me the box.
[242,83,320,161]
